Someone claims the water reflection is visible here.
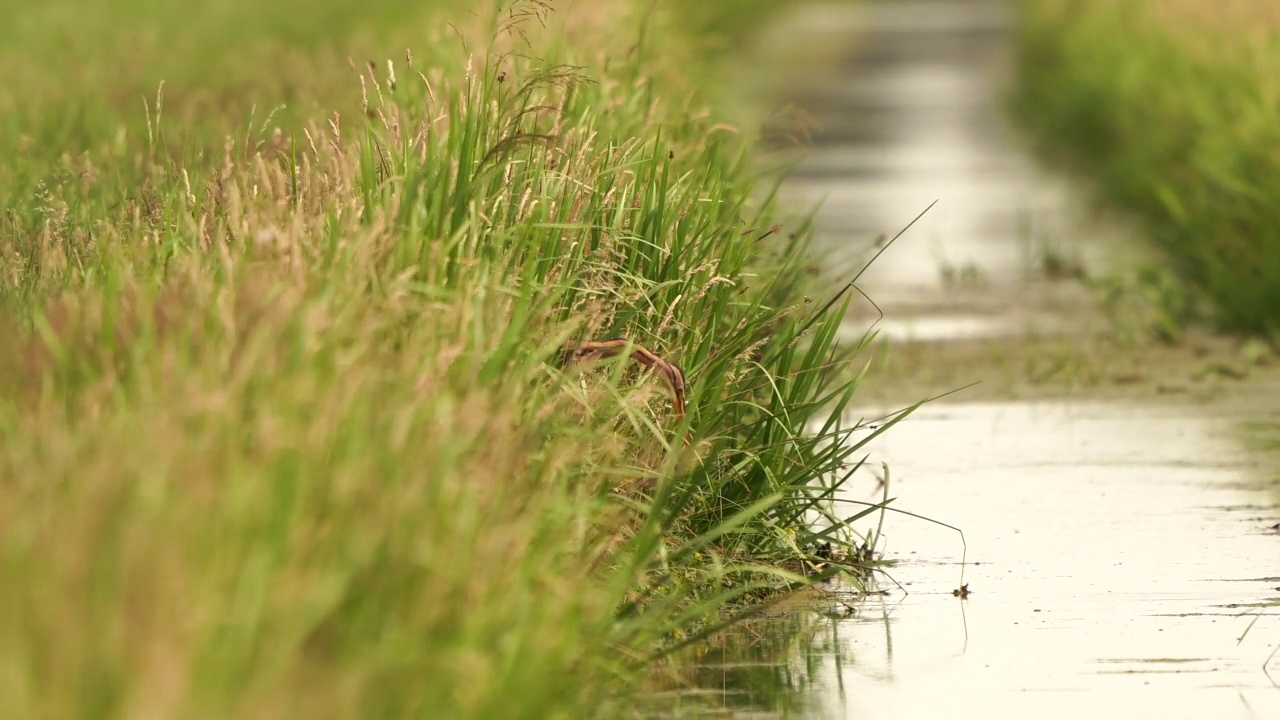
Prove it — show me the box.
[640,606,837,717]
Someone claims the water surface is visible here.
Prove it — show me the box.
[810,399,1280,719]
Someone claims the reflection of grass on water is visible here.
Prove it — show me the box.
[641,590,863,718]
[1012,0,1280,339]
[0,0,901,716]
[644,613,822,717]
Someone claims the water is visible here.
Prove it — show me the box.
[805,399,1280,719]
[649,1,1280,717]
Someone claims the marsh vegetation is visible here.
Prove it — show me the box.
[0,1,895,716]
[1014,0,1280,338]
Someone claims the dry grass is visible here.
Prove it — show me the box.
[1149,0,1280,37]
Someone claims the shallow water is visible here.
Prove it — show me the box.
[648,1,1280,717]
[807,399,1280,719]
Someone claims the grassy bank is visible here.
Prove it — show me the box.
[1012,0,1280,337]
[0,0,888,717]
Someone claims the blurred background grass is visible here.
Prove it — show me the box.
[1013,0,1280,338]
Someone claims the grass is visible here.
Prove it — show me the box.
[0,0,897,717]
[1012,0,1280,338]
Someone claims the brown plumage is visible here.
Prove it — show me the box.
[561,338,686,421]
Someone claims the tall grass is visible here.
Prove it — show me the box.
[1012,0,1280,337]
[0,0,893,716]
